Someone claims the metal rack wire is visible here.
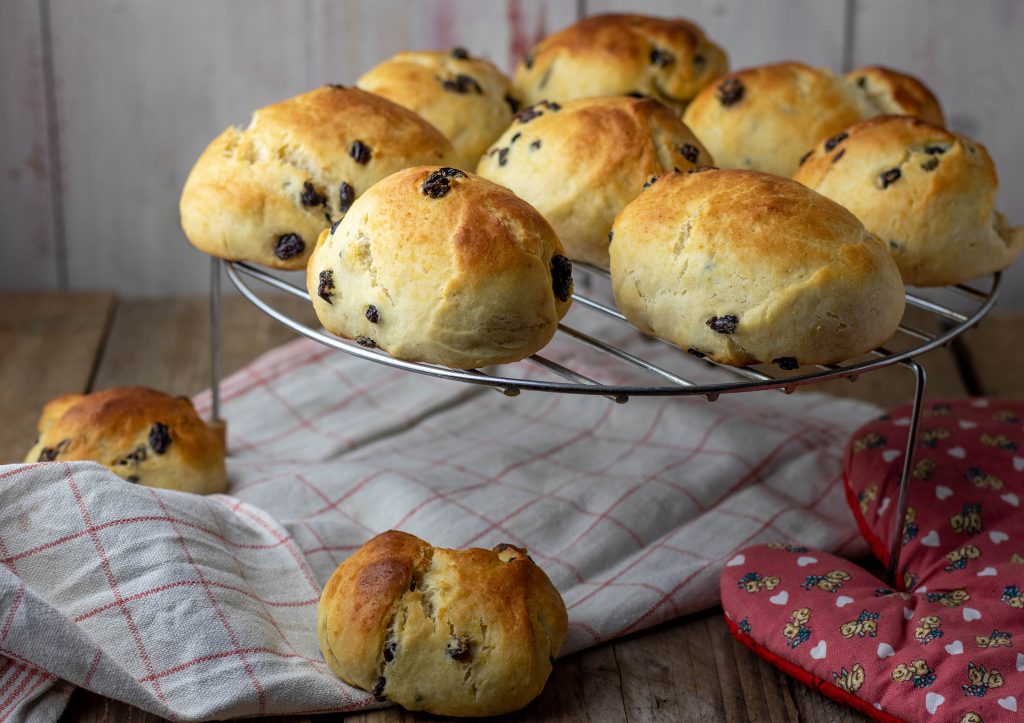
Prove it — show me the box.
[211,257,1001,584]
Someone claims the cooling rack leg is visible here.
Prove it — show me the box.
[885,360,928,586]
[209,256,223,425]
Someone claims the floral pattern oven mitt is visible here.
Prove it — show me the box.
[721,399,1024,722]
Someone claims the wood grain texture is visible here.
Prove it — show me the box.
[849,0,1024,307]
[582,0,850,70]
[0,0,61,290]
[0,292,113,463]
[957,313,1024,399]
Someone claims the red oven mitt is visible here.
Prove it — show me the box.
[721,399,1024,722]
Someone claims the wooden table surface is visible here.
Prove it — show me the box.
[2,291,1021,723]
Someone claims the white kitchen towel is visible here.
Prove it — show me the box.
[0,319,881,721]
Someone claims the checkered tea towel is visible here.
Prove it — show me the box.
[0,315,881,721]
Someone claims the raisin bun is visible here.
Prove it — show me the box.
[683,62,868,178]
[180,85,455,270]
[357,48,520,170]
[513,14,728,114]
[793,116,1023,286]
[25,387,227,494]
[317,531,568,717]
[476,96,711,268]
[846,65,945,127]
[306,166,572,369]
[609,168,905,368]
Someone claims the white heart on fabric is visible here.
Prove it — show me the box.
[726,554,745,567]
[963,607,982,622]
[914,586,928,594]
[935,486,954,500]
[977,567,997,577]
[1003,493,1021,508]
[1017,653,1024,672]
[990,530,1010,544]
[903,607,914,620]
[769,590,789,605]
[882,449,901,463]
[998,697,1018,713]
[970,398,989,408]
[877,642,895,659]
[796,556,818,567]
[925,692,945,715]
[878,497,891,515]
[921,530,941,547]
[1014,456,1024,472]
[945,640,964,655]
[809,640,826,660]
[958,419,978,430]
[893,417,911,427]
[835,595,854,608]
[947,446,967,459]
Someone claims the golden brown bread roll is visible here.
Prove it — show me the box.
[846,65,945,127]
[357,48,520,170]
[25,387,227,494]
[317,530,568,717]
[793,115,1022,286]
[476,95,712,268]
[307,166,572,369]
[609,168,906,367]
[180,86,455,270]
[513,13,728,114]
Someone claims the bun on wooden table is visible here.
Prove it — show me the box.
[317,530,568,717]
[180,86,455,270]
[609,168,905,368]
[307,166,572,369]
[357,47,520,170]
[25,387,227,494]
[477,95,711,268]
[793,115,1022,286]
[513,13,728,114]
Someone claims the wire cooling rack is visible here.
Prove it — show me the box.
[213,257,1001,584]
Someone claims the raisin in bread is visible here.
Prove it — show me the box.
[357,48,521,170]
[317,530,568,716]
[476,95,711,268]
[609,168,905,367]
[307,166,572,369]
[793,115,1022,286]
[25,387,227,494]
[513,13,728,114]
[180,85,455,270]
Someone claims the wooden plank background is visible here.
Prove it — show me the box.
[1,0,1022,304]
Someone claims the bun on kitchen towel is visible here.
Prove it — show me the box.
[317,530,568,717]
[25,387,227,494]
[307,166,572,369]
[180,85,455,270]
[609,167,905,368]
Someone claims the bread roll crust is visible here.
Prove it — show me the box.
[358,50,519,170]
[317,530,568,717]
[25,387,227,494]
[513,14,727,114]
[477,95,711,267]
[847,66,945,127]
[180,86,455,269]
[307,166,572,369]
[793,115,1022,286]
[610,169,905,366]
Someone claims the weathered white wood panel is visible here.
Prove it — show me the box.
[0,0,61,289]
[52,0,576,297]
[851,0,1024,306]
[583,0,850,70]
